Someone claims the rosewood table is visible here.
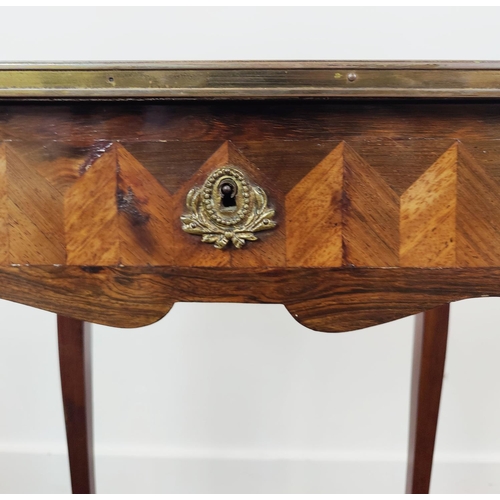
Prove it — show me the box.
[2,61,500,493]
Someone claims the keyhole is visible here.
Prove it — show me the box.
[220,182,237,208]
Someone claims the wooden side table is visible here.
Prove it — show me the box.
[1,61,500,493]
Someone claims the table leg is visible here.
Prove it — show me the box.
[406,304,450,494]
[57,315,95,494]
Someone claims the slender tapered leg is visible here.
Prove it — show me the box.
[406,304,450,494]
[57,315,95,494]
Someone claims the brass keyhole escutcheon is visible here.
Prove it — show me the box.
[181,166,276,249]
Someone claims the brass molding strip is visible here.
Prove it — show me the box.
[0,61,500,98]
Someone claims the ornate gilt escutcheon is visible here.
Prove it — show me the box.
[181,166,276,249]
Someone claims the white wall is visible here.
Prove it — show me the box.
[1,7,500,493]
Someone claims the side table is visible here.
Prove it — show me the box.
[1,61,499,493]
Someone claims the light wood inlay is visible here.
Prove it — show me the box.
[400,145,457,267]
[174,142,233,268]
[286,143,343,267]
[65,147,119,266]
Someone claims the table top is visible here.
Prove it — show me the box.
[0,61,499,332]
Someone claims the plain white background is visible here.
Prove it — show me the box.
[0,6,500,493]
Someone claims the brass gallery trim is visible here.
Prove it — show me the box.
[0,61,499,97]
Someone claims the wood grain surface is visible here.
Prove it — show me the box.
[406,304,450,494]
[58,316,95,494]
[0,266,497,332]
[1,100,500,330]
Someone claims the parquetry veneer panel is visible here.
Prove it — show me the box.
[456,144,500,267]
[173,142,232,268]
[8,144,65,265]
[5,136,500,271]
[400,145,457,268]
[116,145,173,266]
[342,144,399,267]
[286,144,343,267]
[65,147,119,266]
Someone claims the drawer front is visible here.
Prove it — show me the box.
[1,100,500,330]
